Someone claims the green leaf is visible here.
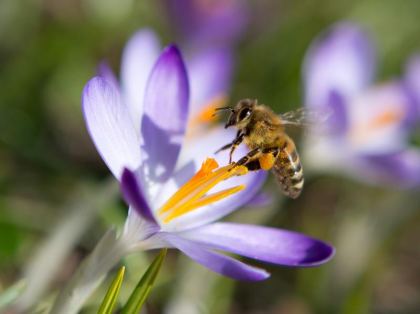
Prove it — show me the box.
[97,266,125,314]
[0,279,26,310]
[121,249,167,314]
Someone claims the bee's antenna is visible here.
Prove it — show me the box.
[212,106,233,117]
[214,106,233,111]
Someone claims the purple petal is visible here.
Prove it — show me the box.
[360,149,420,188]
[82,77,141,178]
[121,168,157,223]
[161,233,270,281]
[304,22,375,107]
[180,223,335,267]
[404,55,420,122]
[187,47,233,117]
[164,0,247,47]
[97,61,119,91]
[140,45,189,184]
[325,90,348,135]
[121,29,161,131]
[245,191,273,208]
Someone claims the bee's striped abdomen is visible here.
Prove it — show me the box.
[272,136,304,199]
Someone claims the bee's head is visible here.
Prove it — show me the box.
[223,99,257,129]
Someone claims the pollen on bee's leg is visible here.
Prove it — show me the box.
[158,157,249,223]
[259,154,276,170]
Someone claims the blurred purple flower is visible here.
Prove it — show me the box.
[163,0,247,49]
[302,22,420,187]
[83,36,334,280]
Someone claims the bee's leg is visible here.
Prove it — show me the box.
[262,147,280,155]
[214,142,233,154]
[242,160,262,171]
[226,133,245,163]
[228,136,242,163]
[215,131,244,162]
[235,148,262,167]
[235,147,280,172]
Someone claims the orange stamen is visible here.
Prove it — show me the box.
[158,158,219,214]
[163,185,245,223]
[158,158,248,223]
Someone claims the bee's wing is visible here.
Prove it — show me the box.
[279,107,331,128]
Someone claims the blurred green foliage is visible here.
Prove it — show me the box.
[0,0,419,313]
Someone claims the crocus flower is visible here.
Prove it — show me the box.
[104,27,270,206]
[302,22,420,187]
[163,0,247,50]
[83,39,335,281]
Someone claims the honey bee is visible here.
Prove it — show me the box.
[215,99,309,199]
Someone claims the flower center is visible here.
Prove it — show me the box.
[158,158,247,223]
[349,107,404,144]
[190,95,228,128]
[367,108,403,130]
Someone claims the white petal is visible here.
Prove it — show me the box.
[121,29,161,132]
[347,83,409,154]
[82,77,141,178]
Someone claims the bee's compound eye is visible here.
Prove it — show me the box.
[238,108,252,121]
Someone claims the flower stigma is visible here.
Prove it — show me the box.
[159,158,248,223]
[190,95,228,128]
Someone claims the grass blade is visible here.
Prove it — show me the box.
[121,249,167,314]
[97,266,125,314]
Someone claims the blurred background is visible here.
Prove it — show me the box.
[0,0,419,313]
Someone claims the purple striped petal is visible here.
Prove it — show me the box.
[304,22,375,108]
[82,77,141,179]
[121,29,161,131]
[123,208,160,243]
[360,149,420,188]
[180,223,335,267]
[161,233,270,281]
[140,45,189,184]
[121,168,157,223]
